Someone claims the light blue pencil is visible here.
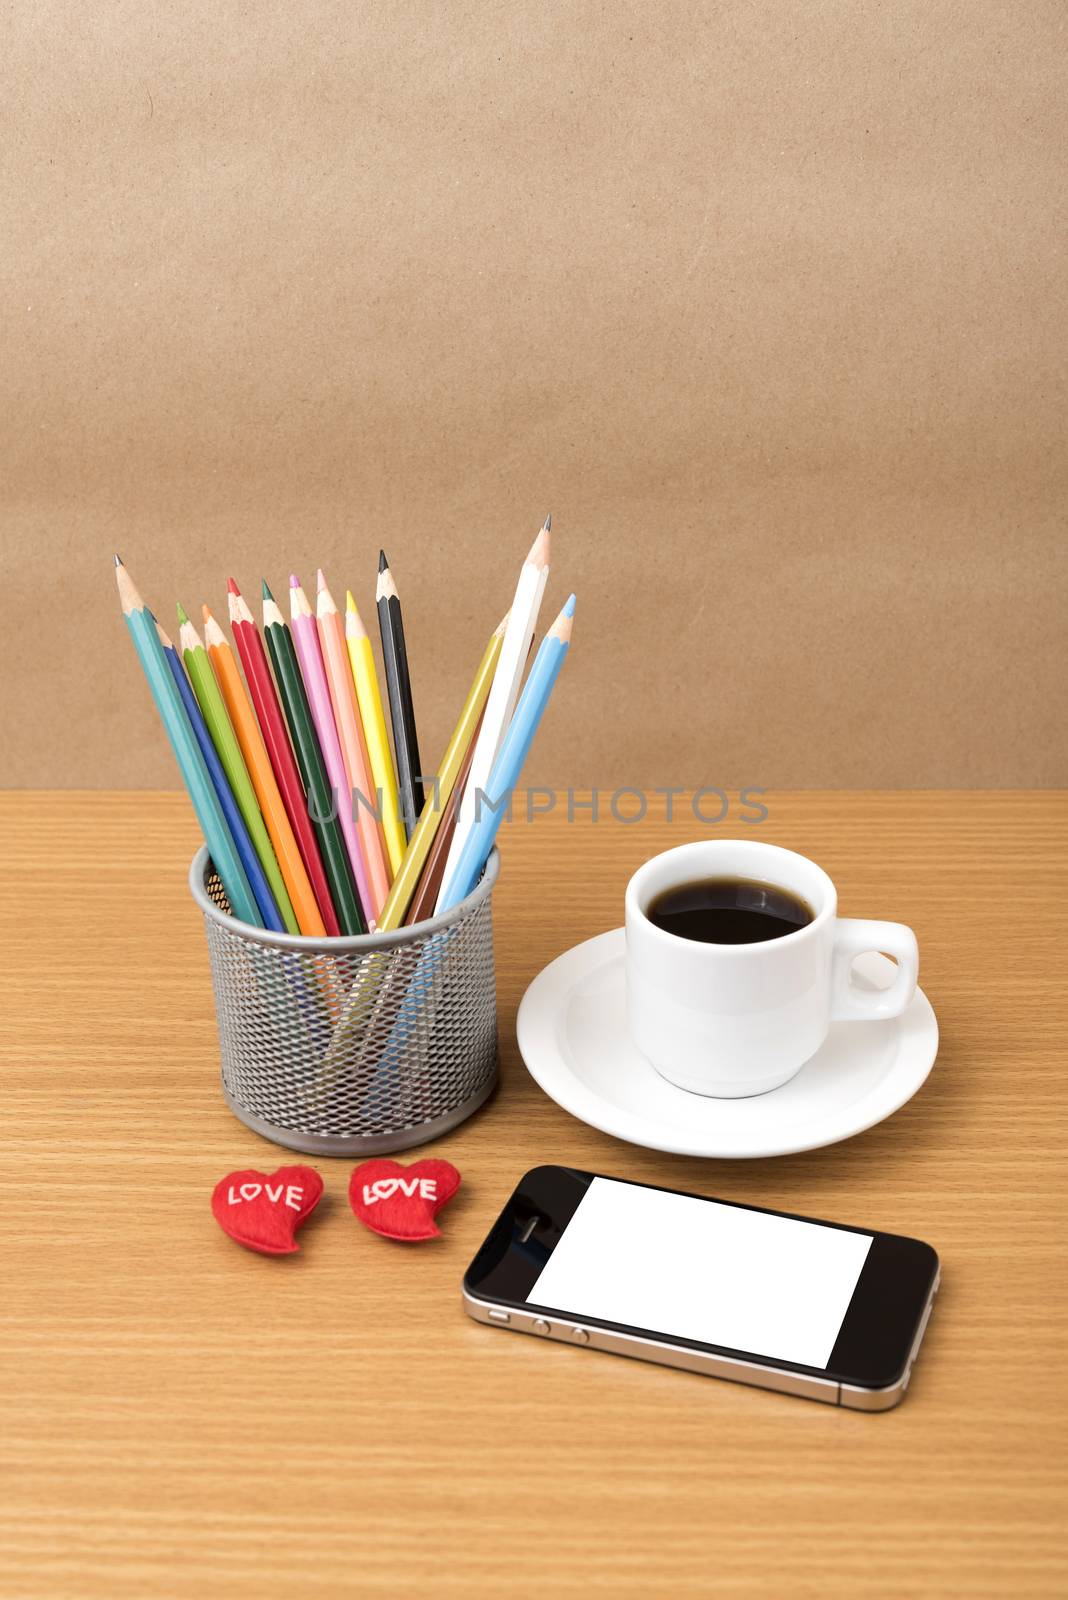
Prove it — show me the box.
[438,594,576,912]
[114,556,263,927]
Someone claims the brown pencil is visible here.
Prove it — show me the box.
[407,625,534,925]
[404,703,486,925]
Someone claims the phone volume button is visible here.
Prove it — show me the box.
[571,1327,590,1345]
[531,1319,550,1335]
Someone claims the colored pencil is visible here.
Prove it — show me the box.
[113,558,261,928]
[345,590,406,878]
[262,583,366,936]
[203,604,326,938]
[376,551,424,839]
[316,571,391,921]
[407,627,533,925]
[405,702,484,925]
[377,614,508,932]
[157,618,284,931]
[228,580,340,936]
[289,575,377,929]
[436,516,550,911]
[438,595,575,913]
[178,602,299,935]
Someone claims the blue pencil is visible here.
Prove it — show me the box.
[438,594,575,912]
[155,617,286,933]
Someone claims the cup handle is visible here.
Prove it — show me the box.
[830,919,919,1022]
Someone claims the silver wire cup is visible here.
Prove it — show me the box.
[189,846,500,1156]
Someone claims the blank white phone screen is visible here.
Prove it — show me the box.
[527,1178,874,1370]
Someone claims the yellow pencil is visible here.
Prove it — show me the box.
[376,614,508,931]
[345,590,406,877]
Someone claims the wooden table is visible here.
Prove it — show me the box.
[1,792,1065,1599]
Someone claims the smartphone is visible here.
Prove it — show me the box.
[463,1166,939,1410]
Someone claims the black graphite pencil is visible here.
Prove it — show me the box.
[376,550,424,839]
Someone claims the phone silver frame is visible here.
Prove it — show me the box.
[463,1269,938,1411]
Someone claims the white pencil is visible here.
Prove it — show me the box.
[434,514,551,910]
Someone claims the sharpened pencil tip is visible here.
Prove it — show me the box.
[227,576,240,596]
[201,603,213,625]
[378,550,388,572]
[289,573,301,589]
[114,553,123,567]
[345,589,357,613]
[547,593,576,645]
[526,522,551,569]
[543,513,551,532]
[261,578,273,601]
[316,568,327,593]
[176,601,188,626]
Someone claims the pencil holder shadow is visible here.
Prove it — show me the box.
[189,846,500,1156]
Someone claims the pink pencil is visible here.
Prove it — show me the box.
[316,570,391,921]
[289,575,375,929]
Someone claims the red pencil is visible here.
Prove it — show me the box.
[227,578,341,936]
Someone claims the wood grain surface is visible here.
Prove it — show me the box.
[1,791,1065,1599]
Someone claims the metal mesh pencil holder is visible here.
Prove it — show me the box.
[189,845,500,1156]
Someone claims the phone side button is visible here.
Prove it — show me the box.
[531,1319,551,1335]
[487,1310,510,1323]
[571,1327,590,1344]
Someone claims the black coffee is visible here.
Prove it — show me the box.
[647,877,814,945]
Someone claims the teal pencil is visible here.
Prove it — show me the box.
[114,557,263,927]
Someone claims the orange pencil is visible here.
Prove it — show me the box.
[202,605,327,937]
[315,571,391,922]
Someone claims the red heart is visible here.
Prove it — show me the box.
[211,1165,324,1255]
[349,1159,461,1241]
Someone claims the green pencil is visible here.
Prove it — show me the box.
[261,582,366,937]
[177,602,300,936]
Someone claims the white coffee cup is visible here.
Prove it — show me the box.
[625,839,919,1098]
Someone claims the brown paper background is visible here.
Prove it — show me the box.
[2,1,1065,789]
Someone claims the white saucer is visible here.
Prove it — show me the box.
[516,930,938,1159]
